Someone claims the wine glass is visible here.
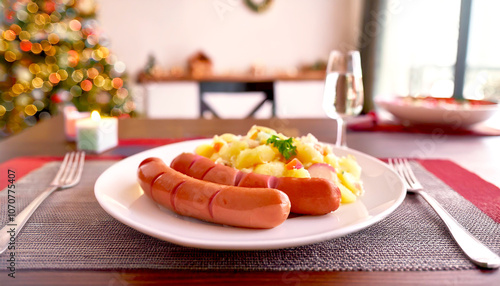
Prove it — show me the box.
[322,50,364,146]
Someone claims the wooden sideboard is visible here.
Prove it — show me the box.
[136,72,328,119]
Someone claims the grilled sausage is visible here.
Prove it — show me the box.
[138,157,291,228]
[170,153,341,215]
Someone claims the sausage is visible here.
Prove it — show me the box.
[137,157,168,198]
[138,157,291,229]
[170,153,341,215]
[171,152,243,185]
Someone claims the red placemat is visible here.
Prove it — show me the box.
[417,159,500,224]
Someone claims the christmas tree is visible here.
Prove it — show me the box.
[0,0,136,137]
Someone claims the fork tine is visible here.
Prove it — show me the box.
[388,158,410,189]
[396,158,409,180]
[51,152,72,185]
[66,151,81,184]
[401,159,422,188]
[58,152,76,184]
[398,158,413,187]
[387,158,394,169]
[61,151,85,186]
[69,151,85,185]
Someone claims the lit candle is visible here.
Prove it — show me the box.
[76,111,118,153]
[63,105,90,141]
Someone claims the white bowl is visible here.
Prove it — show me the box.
[375,96,500,128]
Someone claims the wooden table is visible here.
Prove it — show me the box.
[1,115,499,285]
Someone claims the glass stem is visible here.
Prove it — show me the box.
[336,117,347,147]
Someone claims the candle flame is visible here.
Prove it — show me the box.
[91,110,101,122]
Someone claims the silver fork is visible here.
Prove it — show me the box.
[0,151,85,254]
[389,158,500,269]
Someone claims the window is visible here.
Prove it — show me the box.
[374,0,499,102]
[464,0,500,100]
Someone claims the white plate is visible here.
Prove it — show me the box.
[375,97,499,127]
[95,139,405,250]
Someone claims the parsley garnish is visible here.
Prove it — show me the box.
[266,135,297,160]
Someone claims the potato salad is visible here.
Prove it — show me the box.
[194,126,364,203]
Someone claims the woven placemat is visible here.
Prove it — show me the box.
[1,160,499,271]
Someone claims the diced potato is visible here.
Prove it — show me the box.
[253,161,286,177]
[212,135,226,145]
[219,133,240,143]
[235,145,275,169]
[216,144,231,162]
[228,140,248,158]
[339,155,361,179]
[193,126,365,207]
[284,168,311,178]
[338,184,357,203]
[338,171,362,196]
[216,140,246,162]
[295,142,324,167]
[247,125,277,138]
[324,154,340,169]
[194,144,215,158]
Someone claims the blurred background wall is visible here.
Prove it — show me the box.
[97,0,362,77]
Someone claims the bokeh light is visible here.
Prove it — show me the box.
[32,77,44,88]
[5,51,17,62]
[87,67,99,79]
[48,33,59,44]
[24,104,37,116]
[111,78,123,89]
[69,19,81,31]
[72,70,84,82]
[9,24,21,35]
[3,30,16,41]
[94,75,105,87]
[81,79,93,91]
[29,63,41,74]
[57,69,68,80]
[19,31,30,40]
[27,2,39,13]
[49,72,61,84]
[31,42,42,53]
[114,61,126,73]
